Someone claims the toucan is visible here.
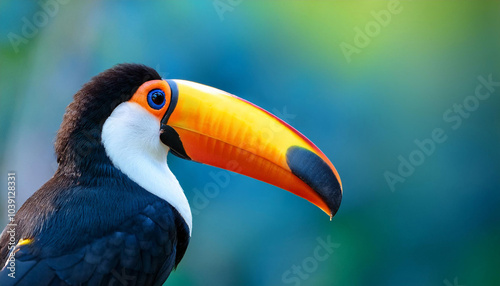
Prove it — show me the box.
[0,64,342,285]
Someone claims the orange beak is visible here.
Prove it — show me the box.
[160,80,342,218]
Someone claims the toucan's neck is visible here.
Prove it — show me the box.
[54,102,193,234]
[54,96,116,178]
[101,101,193,234]
[55,126,115,181]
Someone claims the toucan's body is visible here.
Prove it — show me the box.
[0,167,188,285]
[0,64,342,285]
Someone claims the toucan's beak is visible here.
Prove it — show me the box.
[160,80,343,218]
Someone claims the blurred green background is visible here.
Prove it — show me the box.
[1,1,499,285]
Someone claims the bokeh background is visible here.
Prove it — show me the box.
[1,1,499,285]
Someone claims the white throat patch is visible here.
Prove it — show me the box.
[101,101,192,234]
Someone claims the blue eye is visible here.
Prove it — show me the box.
[147,89,166,109]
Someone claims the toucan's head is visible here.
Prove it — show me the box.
[55,63,342,231]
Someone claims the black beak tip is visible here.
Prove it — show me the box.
[286,146,342,216]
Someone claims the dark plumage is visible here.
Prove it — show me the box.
[0,64,189,285]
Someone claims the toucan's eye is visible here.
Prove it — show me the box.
[147,89,166,109]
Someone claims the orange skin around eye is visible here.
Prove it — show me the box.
[129,80,172,121]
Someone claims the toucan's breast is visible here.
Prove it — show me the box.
[0,158,189,285]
